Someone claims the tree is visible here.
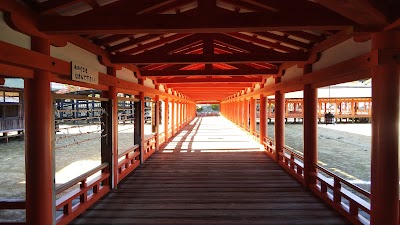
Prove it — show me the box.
[211,104,220,111]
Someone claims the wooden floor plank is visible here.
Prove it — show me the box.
[71,117,350,225]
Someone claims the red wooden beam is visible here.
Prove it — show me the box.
[38,13,352,34]
[93,34,133,47]
[166,83,251,88]
[37,0,82,15]
[141,68,277,76]
[112,52,308,64]
[156,77,263,83]
[253,32,312,49]
[107,34,163,53]
[316,0,388,27]
[120,33,192,55]
[226,32,301,53]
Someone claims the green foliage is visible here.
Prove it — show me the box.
[196,107,203,112]
[211,104,220,111]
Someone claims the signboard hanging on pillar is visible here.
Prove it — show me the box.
[71,62,99,85]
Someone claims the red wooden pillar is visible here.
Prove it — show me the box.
[370,31,400,225]
[164,98,169,141]
[259,95,266,145]
[238,100,243,128]
[171,100,175,135]
[249,97,256,135]
[244,99,249,130]
[25,36,54,225]
[303,64,318,187]
[234,101,238,124]
[155,95,160,151]
[138,92,145,163]
[275,78,285,162]
[107,67,118,186]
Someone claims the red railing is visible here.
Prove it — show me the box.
[143,135,156,160]
[262,136,275,157]
[159,132,166,144]
[0,199,26,225]
[278,146,371,225]
[55,163,110,225]
[311,165,370,225]
[280,146,305,183]
[117,145,140,183]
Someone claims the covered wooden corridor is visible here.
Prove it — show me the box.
[71,117,349,225]
[0,0,399,224]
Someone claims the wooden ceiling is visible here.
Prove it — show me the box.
[21,0,398,102]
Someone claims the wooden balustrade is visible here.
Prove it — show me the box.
[311,165,371,225]
[143,135,156,160]
[117,145,140,183]
[279,146,305,183]
[0,199,26,225]
[262,136,275,157]
[159,132,166,144]
[242,123,373,225]
[55,163,110,225]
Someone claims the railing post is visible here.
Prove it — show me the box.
[244,99,249,131]
[303,64,318,188]
[107,67,118,188]
[250,97,256,135]
[370,30,400,225]
[25,36,55,225]
[155,95,160,151]
[164,98,169,141]
[259,95,266,145]
[171,99,175,136]
[274,78,285,162]
[134,92,145,163]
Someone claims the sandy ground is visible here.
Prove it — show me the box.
[260,122,371,191]
[0,118,372,222]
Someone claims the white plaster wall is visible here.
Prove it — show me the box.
[313,39,371,71]
[143,78,155,88]
[168,89,172,94]
[265,77,275,86]
[51,43,107,74]
[116,67,138,83]
[285,91,303,98]
[158,84,166,92]
[254,83,261,91]
[0,12,31,49]
[281,65,303,82]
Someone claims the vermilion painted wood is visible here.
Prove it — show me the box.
[370,31,400,225]
[259,95,266,145]
[140,68,278,76]
[38,13,352,35]
[111,52,309,64]
[25,36,54,225]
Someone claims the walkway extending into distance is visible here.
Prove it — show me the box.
[71,117,349,225]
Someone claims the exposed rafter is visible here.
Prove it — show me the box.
[111,52,308,64]
[157,77,263,83]
[141,67,277,76]
[316,0,389,27]
[38,13,352,34]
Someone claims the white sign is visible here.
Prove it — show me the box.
[71,62,99,85]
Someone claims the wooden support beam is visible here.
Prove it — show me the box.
[157,77,263,83]
[37,0,82,15]
[38,13,352,34]
[316,0,388,27]
[120,33,192,55]
[166,83,252,88]
[141,68,278,76]
[111,52,308,64]
[225,32,302,53]
[107,34,163,53]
